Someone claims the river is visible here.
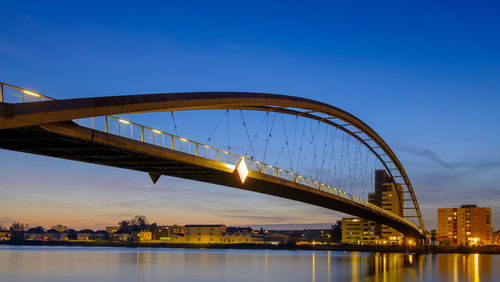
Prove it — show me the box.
[0,245,498,281]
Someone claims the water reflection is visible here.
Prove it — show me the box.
[312,251,315,282]
[0,246,498,281]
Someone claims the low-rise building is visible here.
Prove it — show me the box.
[45,229,61,240]
[77,229,95,241]
[112,230,132,242]
[430,230,437,245]
[264,233,289,244]
[25,227,45,240]
[166,233,186,243]
[0,230,9,240]
[170,225,185,235]
[61,229,77,240]
[493,231,500,245]
[139,230,152,242]
[94,230,109,240]
[221,231,263,244]
[184,225,226,244]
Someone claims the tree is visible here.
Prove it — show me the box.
[118,215,149,233]
[125,215,147,232]
[330,220,342,243]
[9,222,27,241]
[118,220,130,232]
[65,229,78,240]
[130,215,148,230]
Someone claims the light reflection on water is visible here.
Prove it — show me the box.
[0,245,498,281]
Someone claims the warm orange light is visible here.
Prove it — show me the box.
[23,90,40,97]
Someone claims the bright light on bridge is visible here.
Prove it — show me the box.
[23,90,40,97]
[235,158,249,183]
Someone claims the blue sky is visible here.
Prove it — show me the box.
[0,0,499,231]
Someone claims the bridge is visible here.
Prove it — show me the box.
[0,82,427,244]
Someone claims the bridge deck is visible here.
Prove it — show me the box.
[0,121,422,238]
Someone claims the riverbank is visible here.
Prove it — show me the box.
[0,240,408,252]
[2,240,499,254]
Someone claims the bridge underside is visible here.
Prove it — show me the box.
[0,121,422,238]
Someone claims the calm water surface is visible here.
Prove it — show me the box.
[0,245,499,281]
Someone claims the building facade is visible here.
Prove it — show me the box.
[77,229,95,241]
[184,225,226,243]
[437,205,492,245]
[493,231,500,245]
[0,230,9,240]
[342,217,364,244]
[341,170,403,245]
[139,230,152,241]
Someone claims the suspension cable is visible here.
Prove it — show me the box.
[205,110,229,144]
[170,111,178,136]
[279,113,295,171]
[239,109,256,159]
[244,111,269,156]
[262,111,277,163]
[295,117,307,173]
[227,109,230,150]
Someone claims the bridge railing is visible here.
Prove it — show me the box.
[0,82,420,232]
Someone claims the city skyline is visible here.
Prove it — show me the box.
[1,1,500,231]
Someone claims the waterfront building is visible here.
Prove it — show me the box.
[430,230,437,245]
[45,229,61,240]
[170,225,185,235]
[51,225,68,233]
[437,205,492,245]
[158,227,170,239]
[0,229,9,240]
[494,231,500,245]
[111,229,132,241]
[61,229,77,240]
[184,224,226,243]
[139,230,152,241]
[221,228,264,244]
[342,217,364,244]
[264,233,289,244]
[373,170,403,244]
[131,231,140,242]
[166,233,186,243]
[77,229,95,241]
[25,227,45,240]
[341,170,403,245]
[157,225,170,236]
[94,230,109,240]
